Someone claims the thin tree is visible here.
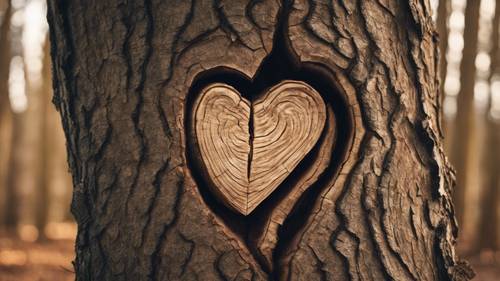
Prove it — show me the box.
[477,0,500,252]
[7,11,45,236]
[451,0,481,225]
[0,0,14,228]
[437,0,449,115]
[35,37,51,241]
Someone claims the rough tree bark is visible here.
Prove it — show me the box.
[47,0,472,280]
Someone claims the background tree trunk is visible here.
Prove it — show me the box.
[451,0,481,226]
[477,0,500,252]
[437,0,448,124]
[478,113,500,252]
[8,58,44,233]
[34,38,51,241]
[0,0,14,228]
[39,37,73,223]
[47,0,472,280]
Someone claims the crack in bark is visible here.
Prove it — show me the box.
[178,231,196,277]
[124,0,155,210]
[150,174,184,280]
[308,245,328,281]
[247,101,254,212]
[140,158,171,246]
[214,0,256,51]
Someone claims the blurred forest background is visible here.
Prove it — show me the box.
[0,0,499,280]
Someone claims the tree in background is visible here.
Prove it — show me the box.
[0,0,72,240]
[0,0,15,229]
[477,0,500,253]
[36,37,73,234]
[437,0,449,120]
[452,0,481,226]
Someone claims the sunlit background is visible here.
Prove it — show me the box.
[431,0,500,264]
[0,0,499,280]
[0,0,74,280]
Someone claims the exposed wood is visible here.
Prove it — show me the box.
[193,83,251,214]
[252,104,336,268]
[193,80,326,215]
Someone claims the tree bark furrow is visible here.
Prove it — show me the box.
[284,0,468,280]
[149,172,183,280]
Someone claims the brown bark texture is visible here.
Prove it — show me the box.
[47,0,472,280]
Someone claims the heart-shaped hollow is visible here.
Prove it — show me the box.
[191,80,326,215]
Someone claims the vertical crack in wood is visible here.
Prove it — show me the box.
[247,101,254,214]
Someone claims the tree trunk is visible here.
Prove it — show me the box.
[437,0,448,126]
[478,118,500,252]
[35,37,51,241]
[8,36,46,235]
[9,59,45,233]
[47,0,473,280]
[477,0,500,252]
[0,0,14,228]
[40,37,73,223]
[451,0,481,226]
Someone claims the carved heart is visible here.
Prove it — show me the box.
[192,80,326,215]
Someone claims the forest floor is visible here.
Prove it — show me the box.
[0,225,75,281]
[466,255,500,281]
[0,227,498,281]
